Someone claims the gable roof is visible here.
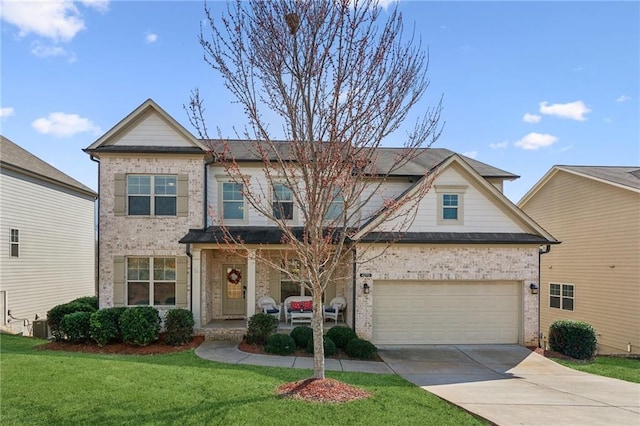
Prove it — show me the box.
[519,165,640,207]
[84,98,208,153]
[1,136,96,197]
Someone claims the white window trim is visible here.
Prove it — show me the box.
[218,179,248,224]
[127,175,177,217]
[324,188,345,222]
[9,228,19,258]
[126,257,177,307]
[549,283,575,311]
[435,185,467,225]
[271,182,298,224]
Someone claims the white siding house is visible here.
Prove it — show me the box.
[0,136,97,335]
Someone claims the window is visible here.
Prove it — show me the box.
[325,188,344,221]
[272,183,294,220]
[127,257,176,306]
[435,185,466,225]
[550,283,574,311]
[127,175,177,216]
[222,182,245,220]
[9,229,19,258]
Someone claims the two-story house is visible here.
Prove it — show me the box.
[85,99,557,347]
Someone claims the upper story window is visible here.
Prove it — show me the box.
[435,185,466,225]
[127,175,177,216]
[273,183,294,220]
[550,283,574,311]
[127,257,176,306]
[9,229,19,258]
[221,182,245,221]
[325,188,344,221]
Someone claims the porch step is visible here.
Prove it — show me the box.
[199,327,246,342]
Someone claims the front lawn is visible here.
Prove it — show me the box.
[0,334,485,425]
[554,356,640,383]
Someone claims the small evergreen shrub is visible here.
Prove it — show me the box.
[265,333,296,355]
[47,301,97,341]
[60,311,92,343]
[69,296,99,310]
[345,338,377,360]
[120,306,161,346]
[306,336,337,357]
[290,326,313,348]
[90,307,127,346]
[326,326,357,349]
[246,313,278,345]
[165,308,195,346]
[548,319,597,360]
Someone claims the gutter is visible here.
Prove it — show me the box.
[90,155,100,303]
[186,243,193,315]
[538,244,551,348]
[351,246,357,332]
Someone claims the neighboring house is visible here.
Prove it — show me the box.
[84,99,557,346]
[519,165,640,355]
[0,136,97,335]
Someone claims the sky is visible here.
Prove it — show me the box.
[1,0,638,203]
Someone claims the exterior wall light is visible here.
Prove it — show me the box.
[363,282,370,294]
[529,283,539,295]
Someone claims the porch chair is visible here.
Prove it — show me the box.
[283,295,314,324]
[256,296,281,321]
[323,296,347,324]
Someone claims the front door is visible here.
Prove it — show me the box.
[222,265,246,316]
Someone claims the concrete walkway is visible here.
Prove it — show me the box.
[378,345,640,426]
[195,341,639,425]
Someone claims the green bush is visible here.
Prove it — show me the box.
[90,307,127,346]
[246,313,278,345]
[120,306,161,346]
[265,333,297,355]
[165,309,195,346]
[290,326,313,348]
[326,326,357,349]
[69,296,99,310]
[60,311,92,343]
[548,319,597,360]
[345,338,377,360]
[306,336,337,357]
[47,302,97,341]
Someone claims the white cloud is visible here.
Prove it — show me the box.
[514,132,558,150]
[489,141,509,149]
[31,112,101,137]
[0,107,15,118]
[0,0,108,42]
[31,41,76,62]
[377,0,397,9]
[523,113,541,123]
[462,151,477,159]
[145,32,158,43]
[616,95,630,103]
[539,100,591,121]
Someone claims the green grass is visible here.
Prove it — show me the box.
[554,356,640,383]
[0,334,485,425]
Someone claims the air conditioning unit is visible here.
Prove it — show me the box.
[32,320,49,339]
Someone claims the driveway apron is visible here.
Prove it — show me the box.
[378,345,640,426]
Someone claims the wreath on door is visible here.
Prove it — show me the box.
[227,268,242,284]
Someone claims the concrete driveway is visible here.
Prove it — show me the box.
[378,345,640,426]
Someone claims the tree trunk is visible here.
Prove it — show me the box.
[311,291,325,379]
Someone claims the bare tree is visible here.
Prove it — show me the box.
[189,0,442,380]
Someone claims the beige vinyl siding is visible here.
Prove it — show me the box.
[111,111,195,147]
[522,170,640,354]
[0,170,95,332]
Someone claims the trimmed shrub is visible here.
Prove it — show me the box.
[306,336,337,357]
[165,309,195,346]
[90,307,127,346]
[345,338,377,360]
[326,326,357,349]
[265,333,296,355]
[246,313,278,345]
[290,326,313,348]
[69,296,99,310]
[120,306,161,346]
[548,319,597,360]
[47,302,97,341]
[60,311,92,343]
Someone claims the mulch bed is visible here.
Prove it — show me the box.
[36,334,204,355]
[277,378,371,403]
[528,346,576,360]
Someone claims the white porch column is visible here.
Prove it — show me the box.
[191,248,202,329]
[246,249,256,317]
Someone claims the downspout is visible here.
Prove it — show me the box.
[90,155,100,304]
[351,245,357,332]
[538,244,551,348]
[186,243,193,314]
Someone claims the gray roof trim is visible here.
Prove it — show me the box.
[85,145,205,154]
[358,232,558,244]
